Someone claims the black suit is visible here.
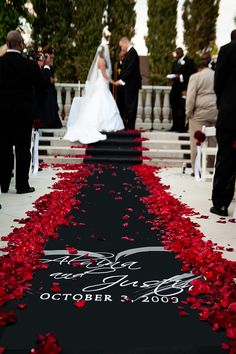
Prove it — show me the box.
[0,51,44,192]
[120,47,142,130]
[114,59,125,120]
[211,40,236,210]
[40,65,62,128]
[169,55,195,132]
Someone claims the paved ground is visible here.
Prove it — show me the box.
[0,165,235,261]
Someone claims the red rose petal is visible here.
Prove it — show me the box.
[74,300,86,308]
[51,282,61,293]
[65,247,78,254]
[121,236,135,241]
[17,303,28,310]
[226,247,234,252]
[227,328,236,340]
[229,303,236,313]
[71,262,82,267]
[122,214,130,220]
[30,332,62,353]
[0,311,17,326]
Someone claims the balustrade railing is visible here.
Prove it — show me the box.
[55,83,172,130]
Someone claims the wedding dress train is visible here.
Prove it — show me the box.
[63,69,124,144]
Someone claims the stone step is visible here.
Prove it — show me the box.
[87,138,141,147]
[38,136,190,148]
[39,129,190,140]
[86,147,142,156]
[144,158,191,168]
[39,137,77,147]
[145,149,190,159]
[37,129,192,167]
[39,128,67,138]
[83,156,142,164]
[38,146,86,156]
[38,146,190,161]
[142,131,190,140]
[39,155,190,168]
[39,155,84,164]
[105,131,141,138]
[143,140,190,149]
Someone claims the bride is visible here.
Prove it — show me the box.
[63,41,124,144]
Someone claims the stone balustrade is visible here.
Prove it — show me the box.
[55,83,172,130]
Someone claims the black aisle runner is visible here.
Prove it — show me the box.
[0,164,226,353]
[83,131,143,164]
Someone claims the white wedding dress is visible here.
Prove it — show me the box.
[63,69,124,144]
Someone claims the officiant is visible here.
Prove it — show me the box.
[168,47,195,132]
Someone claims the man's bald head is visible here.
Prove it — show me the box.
[6,30,24,51]
[119,37,130,52]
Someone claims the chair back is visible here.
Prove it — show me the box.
[200,125,217,181]
[202,125,216,137]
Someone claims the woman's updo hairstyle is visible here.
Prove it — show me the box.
[98,45,104,57]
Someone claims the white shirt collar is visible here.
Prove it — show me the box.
[7,49,21,54]
[127,45,133,52]
[178,54,185,61]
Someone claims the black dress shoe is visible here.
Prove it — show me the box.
[1,188,9,193]
[210,206,228,217]
[1,184,10,193]
[16,187,35,194]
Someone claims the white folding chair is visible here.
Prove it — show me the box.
[31,129,40,175]
[12,130,36,187]
[201,125,218,181]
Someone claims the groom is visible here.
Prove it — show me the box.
[114,37,142,130]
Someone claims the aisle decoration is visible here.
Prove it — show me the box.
[0,162,235,352]
[133,164,236,353]
[194,130,206,181]
[0,164,92,316]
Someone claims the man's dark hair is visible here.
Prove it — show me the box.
[230,29,236,41]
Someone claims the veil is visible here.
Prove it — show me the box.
[0,44,7,56]
[84,37,112,97]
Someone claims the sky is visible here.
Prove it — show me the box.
[133,0,236,55]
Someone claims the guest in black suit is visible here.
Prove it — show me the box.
[114,37,142,130]
[0,30,45,194]
[168,47,195,132]
[210,30,236,216]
